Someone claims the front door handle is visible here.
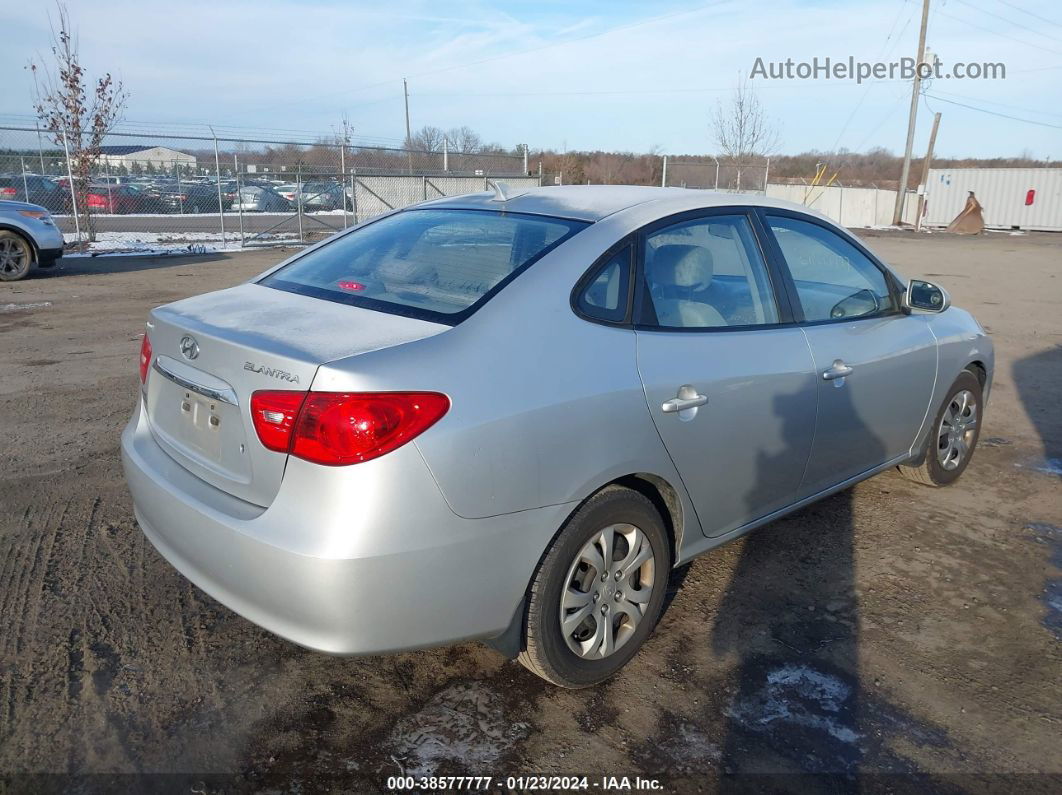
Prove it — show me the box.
[662,389,708,413]
[822,360,854,381]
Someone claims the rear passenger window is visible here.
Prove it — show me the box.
[641,215,778,329]
[577,245,631,323]
[767,216,895,322]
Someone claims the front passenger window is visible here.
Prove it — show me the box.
[767,216,895,322]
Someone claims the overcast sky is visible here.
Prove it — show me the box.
[3,0,1060,158]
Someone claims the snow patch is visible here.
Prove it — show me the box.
[387,681,530,778]
[726,663,860,745]
[0,301,52,313]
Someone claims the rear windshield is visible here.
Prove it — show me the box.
[260,208,588,323]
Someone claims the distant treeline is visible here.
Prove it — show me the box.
[532,147,1058,188]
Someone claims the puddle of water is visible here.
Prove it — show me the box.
[387,681,530,778]
[1015,458,1062,477]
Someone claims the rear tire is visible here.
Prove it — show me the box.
[518,486,671,688]
[899,370,983,487]
[0,230,34,282]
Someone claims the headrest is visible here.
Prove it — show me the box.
[648,244,714,290]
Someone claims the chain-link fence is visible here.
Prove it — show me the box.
[662,157,770,193]
[0,125,537,252]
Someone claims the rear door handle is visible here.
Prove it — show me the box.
[661,392,708,413]
[822,360,854,381]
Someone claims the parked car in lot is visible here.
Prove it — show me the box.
[122,186,993,687]
[0,175,69,213]
[231,185,292,212]
[84,183,165,214]
[0,199,63,281]
[299,181,345,211]
[156,183,232,214]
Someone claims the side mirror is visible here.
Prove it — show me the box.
[904,279,950,313]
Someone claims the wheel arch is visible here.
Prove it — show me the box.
[0,224,38,258]
[482,471,687,660]
[965,359,987,387]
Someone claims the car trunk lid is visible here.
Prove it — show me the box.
[144,282,447,506]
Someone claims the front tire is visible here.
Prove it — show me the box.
[899,369,983,486]
[518,486,671,688]
[0,230,34,282]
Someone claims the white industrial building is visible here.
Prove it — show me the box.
[924,168,1062,232]
[97,145,197,171]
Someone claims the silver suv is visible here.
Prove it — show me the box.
[0,200,64,281]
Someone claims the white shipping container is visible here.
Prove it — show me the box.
[924,168,1062,232]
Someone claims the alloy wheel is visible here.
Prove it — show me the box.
[937,389,978,471]
[0,237,31,278]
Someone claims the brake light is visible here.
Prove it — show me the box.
[0,187,16,197]
[138,335,152,383]
[250,391,449,465]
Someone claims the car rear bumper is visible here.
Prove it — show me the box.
[121,399,570,655]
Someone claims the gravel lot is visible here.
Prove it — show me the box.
[0,230,1059,792]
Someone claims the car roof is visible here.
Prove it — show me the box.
[419,184,831,223]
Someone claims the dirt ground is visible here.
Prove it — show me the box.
[0,230,1060,793]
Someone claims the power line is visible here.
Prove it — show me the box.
[833,0,915,150]
[924,92,1062,128]
[951,0,1062,43]
[995,0,1062,28]
[928,87,1062,118]
[936,8,1062,55]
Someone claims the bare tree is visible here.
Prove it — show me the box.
[406,125,445,153]
[711,77,777,189]
[446,126,483,154]
[28,3,126,243]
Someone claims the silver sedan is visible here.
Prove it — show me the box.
[121,186,993,687]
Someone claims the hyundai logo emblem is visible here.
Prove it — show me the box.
[179,335,200,360]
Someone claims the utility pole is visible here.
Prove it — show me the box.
[403,78,413,174]
[893,0,931,225]
[915,112,942,232]
[402,78,412,145]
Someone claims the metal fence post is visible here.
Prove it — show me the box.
[60,127,81,246]
[422,175,427,201]
[339,142,348,229]
[661,155,668,188]
[763,157,771,191]
[20,156,29,200]
[234,152,245,246]
[522,144,528,175]
[210,128,226,246]
[443,137,449,173]
[296,163,304,243]
[175,159,183,214]
[350,169,358,225]
[713,157,720,190]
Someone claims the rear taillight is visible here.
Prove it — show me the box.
[0,187,16,197]
[250,391,449,466]
[250,391,307,453]
[138,335,152,383]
